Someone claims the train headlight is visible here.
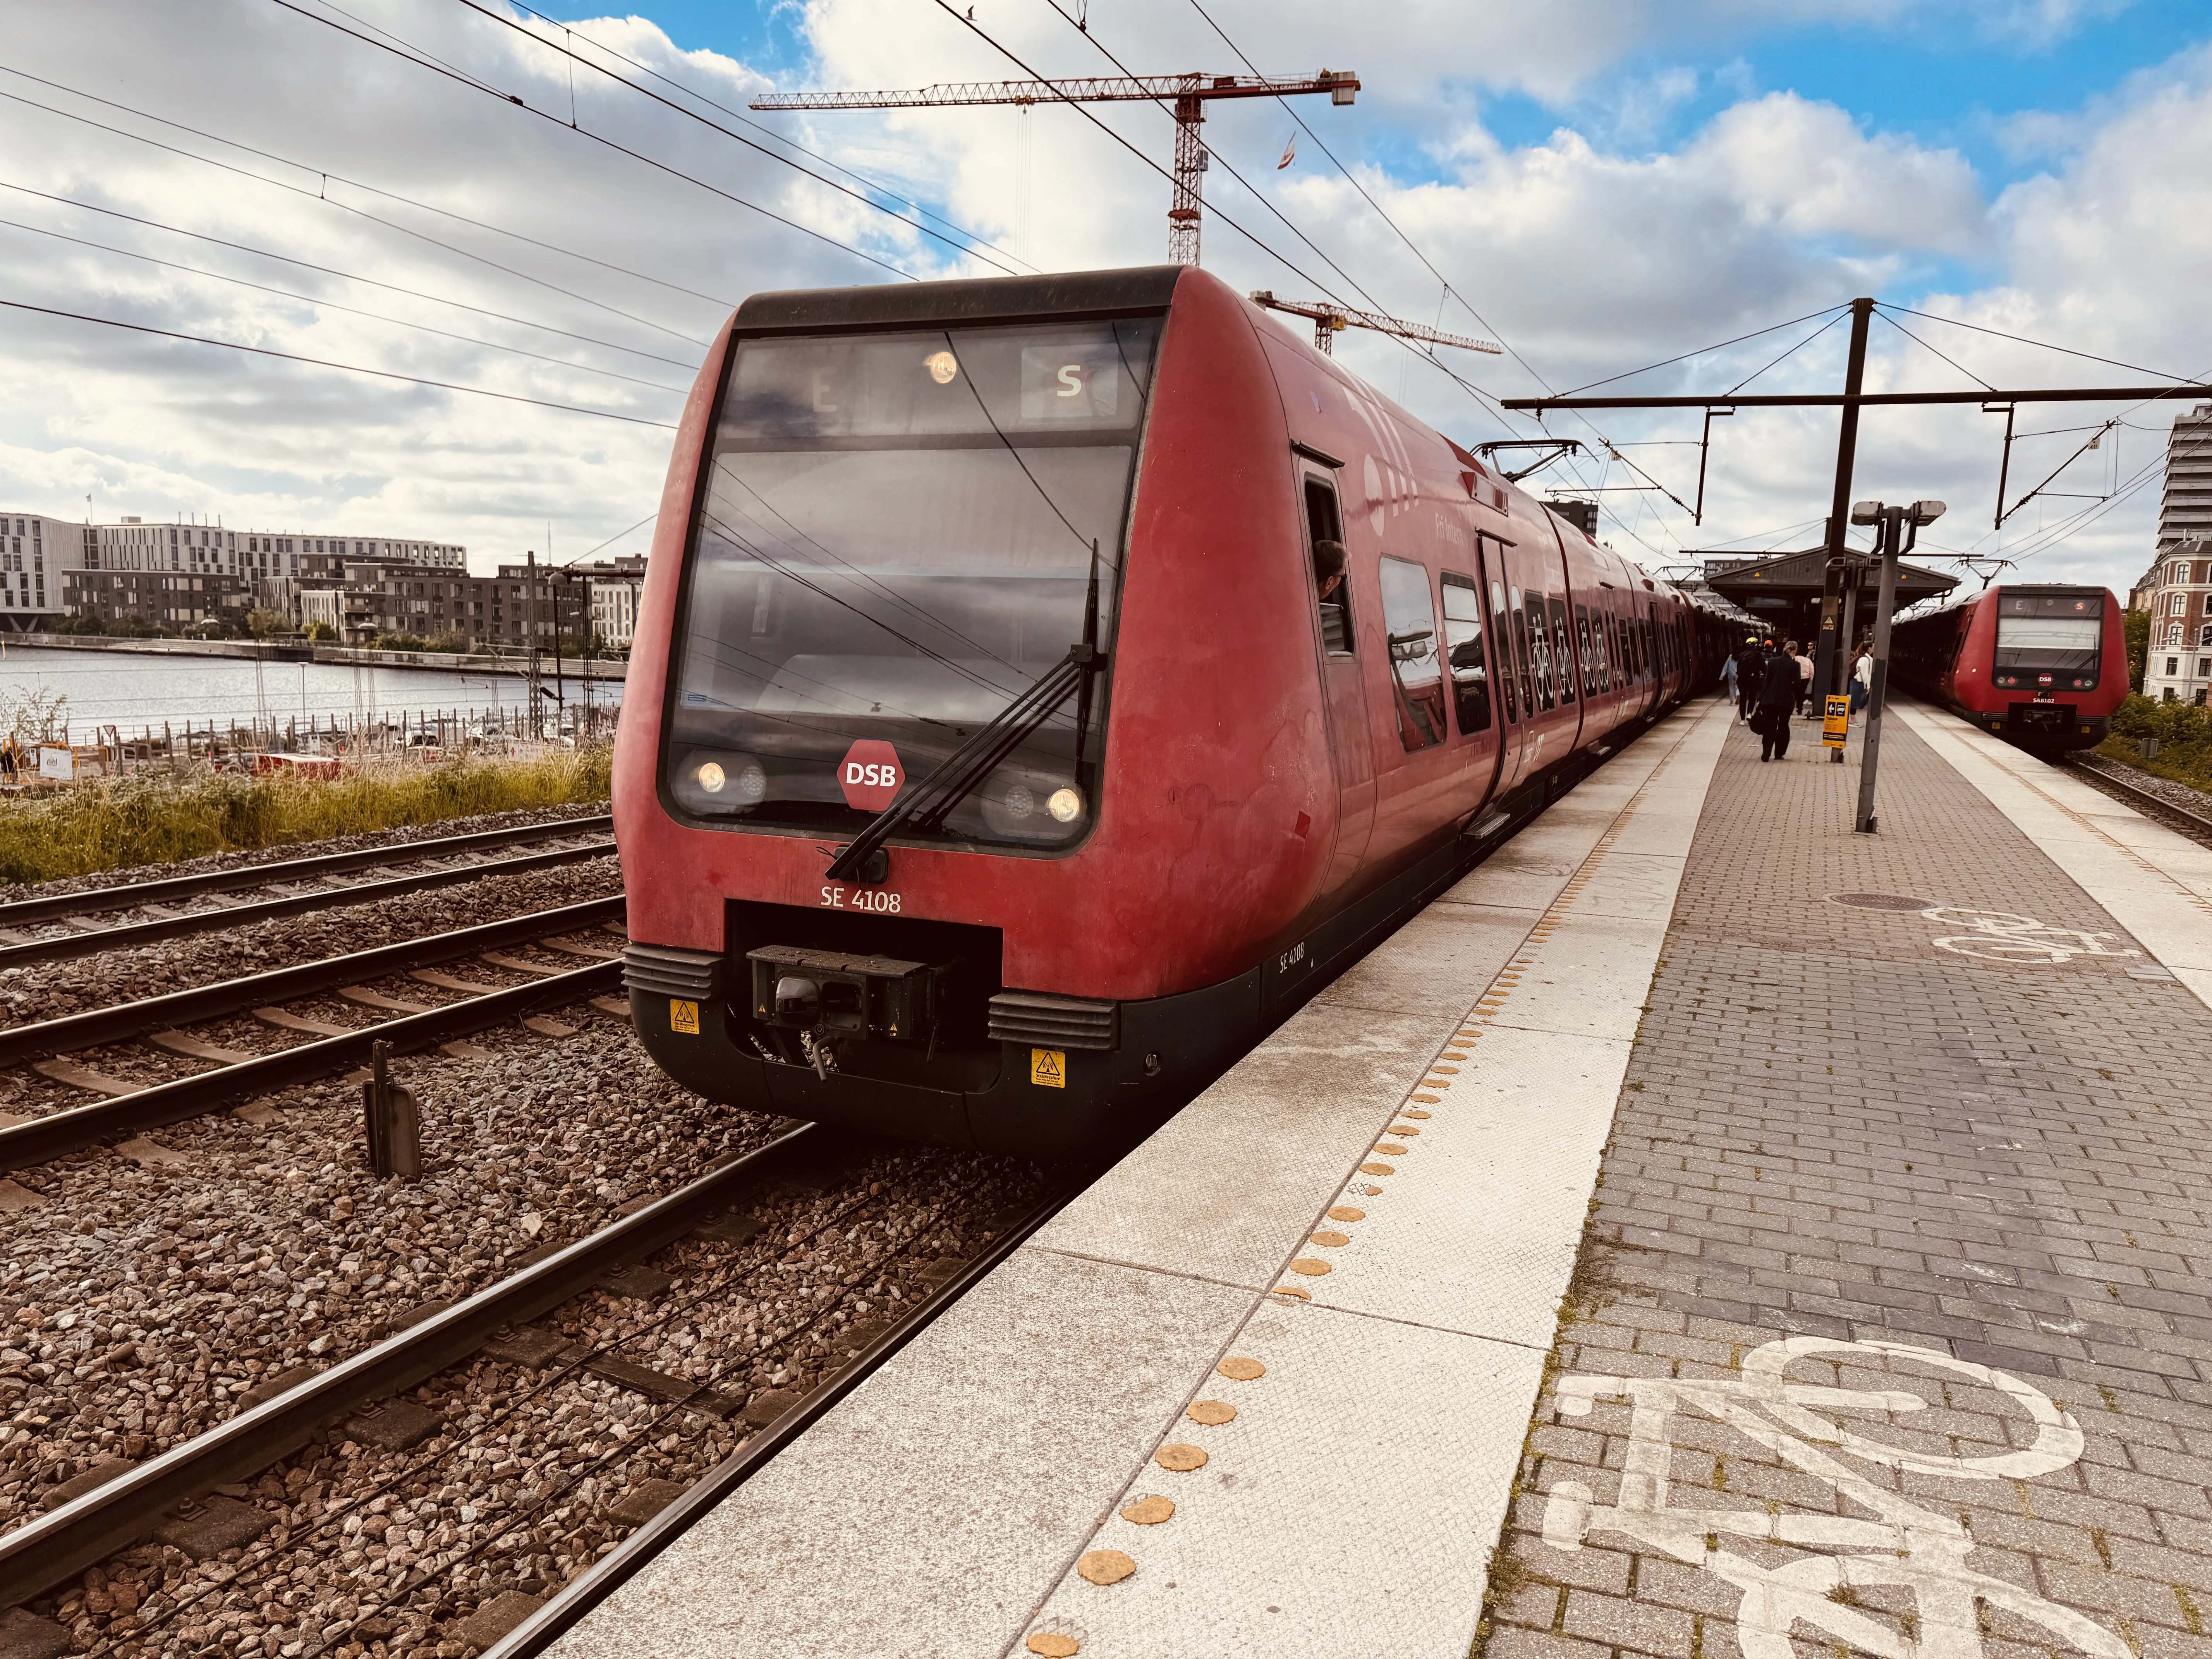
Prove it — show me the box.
[1048,786,1084,824]
[675,750,767,815]
[1003,784,1035,821]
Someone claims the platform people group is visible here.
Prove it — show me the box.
[1723,637,1817,762]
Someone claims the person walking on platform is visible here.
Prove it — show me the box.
[1734,639,1764,722]
[1791,640,1815,717]
[1753,650,1799,761]
[1850,641,1873,714]
[1721,645,1740,708]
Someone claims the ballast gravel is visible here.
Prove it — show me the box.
[0,857,623,1037]
[2,1026,1045,1659]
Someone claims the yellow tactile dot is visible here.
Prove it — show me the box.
[1400,1110,1431,1120]
[1360,1183,1383,1195]
[1328,1206,1365,1222]
[1358,1162,1393,1176]
[1156,1443,1209,1472]
[1431,1063,1460,1074]
[1410,1093,1441,1104]
[1420,1077,1451,1088]
[1187,1400,1237,1425]
[1389,1125,1421,1136]
[1455,1030,1481,1041]
[1218,1356,1266,1380]
[1310,1230,1350,1246]
[1440,1049,1468,1060]
[1121,1495,1176,1525]
[1079,1549,1136,1585]
[1374,1144,1407,1156]
[1027,1635,1080,1657]
[1271,1285,1310,1300]
[1289,1257,1332,1274]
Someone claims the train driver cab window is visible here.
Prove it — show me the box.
[1378,557,1446,750]
[1439,571,1491,733]
[1305,477,1353,655]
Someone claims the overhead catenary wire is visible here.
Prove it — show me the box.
[1169,0,1681,552]
[266,0,921,282]
[0,213,690,396]
[0,297,679,428]
[0,78,708,350]
[0,109,705,368]
[451,0,1031,276]
[504,0,1039,274]
[0,62,732,311]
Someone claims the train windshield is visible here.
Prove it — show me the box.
[1994,590,2103,674]
[664,318,1158,850]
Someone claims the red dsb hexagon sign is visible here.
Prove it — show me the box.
[838,740,903,811]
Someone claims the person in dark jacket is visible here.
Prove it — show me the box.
[1753,651,1800,761]
[1733,640,1764,722]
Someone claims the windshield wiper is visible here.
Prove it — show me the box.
[824,641,1102,884]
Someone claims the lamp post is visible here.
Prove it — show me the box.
[1850,496,1946,834]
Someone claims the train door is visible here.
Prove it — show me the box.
[1302,471,1374,893]
[1477,535,1531,794]
[1440,566,1505,816]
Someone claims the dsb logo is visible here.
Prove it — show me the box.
[838,740,903,810]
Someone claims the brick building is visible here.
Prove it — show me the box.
[2142,541,2212,703]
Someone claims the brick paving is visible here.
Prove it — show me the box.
[1481,711,2212,1659]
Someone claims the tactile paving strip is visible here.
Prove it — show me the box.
[1017,702,1734,1658]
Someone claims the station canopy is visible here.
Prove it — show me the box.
[1696,546,1957,642]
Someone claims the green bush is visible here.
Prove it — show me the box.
[2100,693,2212,793]
[0,747,613,885]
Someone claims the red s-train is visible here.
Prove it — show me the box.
[614,264,1729,1157]
[1889,584,2124,752]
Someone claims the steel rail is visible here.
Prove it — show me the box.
[484,1180,1080,1659]
[0,960,621,1170]
[2065,755,2212,842]
[0,1125,816,1603]
[0,839,616,970]
[0,897,624,1068]
[0,814,613,928]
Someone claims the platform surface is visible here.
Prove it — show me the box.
[548,702,2212,1659]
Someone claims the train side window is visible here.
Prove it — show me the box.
[1484,566,1520,723]
[1575,605,1593,695]
[1379,556,1446,750]
[1440,571,1492,733]
[1522,591,1556,711]
[1305,477,1353,655]
[1550,594,1577,702]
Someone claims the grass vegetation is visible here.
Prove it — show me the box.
[0,746,613,886]
[2100,692,2212,795]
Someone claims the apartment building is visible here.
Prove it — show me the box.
[2142,541,2212,704]
[0,514,80,630]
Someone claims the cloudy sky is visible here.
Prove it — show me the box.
[0,0,2207,592]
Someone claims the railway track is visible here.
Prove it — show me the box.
[2063,753,2212,848]
[0,816,615,970]
[0,899,629,1170]
[0,1126,1066,1656]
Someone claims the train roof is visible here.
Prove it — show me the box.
[732,266,1184,335]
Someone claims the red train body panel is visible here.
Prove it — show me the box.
[614,265,1727,1156]
[1891,584,2124,752]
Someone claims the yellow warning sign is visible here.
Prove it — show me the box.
[670,999,700,1035]
[1030,1048,1066,1088]
[1822,693,1851,750]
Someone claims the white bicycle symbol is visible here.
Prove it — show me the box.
[1918,907,2139,965]
[1542,1337,2130,1659]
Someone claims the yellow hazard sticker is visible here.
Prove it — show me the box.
[1030,1048,1066,1088]
[670,999,700,1035]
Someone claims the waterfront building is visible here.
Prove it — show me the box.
[0,514,79,629]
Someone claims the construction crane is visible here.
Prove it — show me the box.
[751,70,1360,266]
[1250,291,1501,358]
